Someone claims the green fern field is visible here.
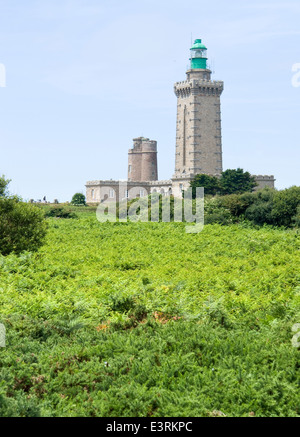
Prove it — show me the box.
[0,216,299,417]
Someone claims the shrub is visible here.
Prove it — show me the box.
[220,192,254,217]
[254,187,276,203]
[0,197,47,255]
[244,201,274,226]
[243,188,275,226]
[44,206,77,219]
[190,169,257,197]
[0,175,11,197]
[116,195,176,222]
[204,211,233,225]
[292,205,300,227]
[271,186,300,227]
[71,193,86,206]
[204,197,233,225]
[190,174,220,196]
[220,168,257,195]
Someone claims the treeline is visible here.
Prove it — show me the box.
[119,186,300,229]
[204,186,300,227]
[189,169,300,227]
[190,168,257,195]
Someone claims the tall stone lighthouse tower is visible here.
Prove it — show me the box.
[172,39,224,195]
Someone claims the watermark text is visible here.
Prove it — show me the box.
[0,323,5,347]
[95,183,204,233]
[0,64,6,88]
[291,323,300,348]
[291,63,300,88]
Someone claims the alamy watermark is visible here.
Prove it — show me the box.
[291,323,300,348]
[96,183,204,233]
[0,63,6,88]
[291,63,300,88]
[0,323,5,347]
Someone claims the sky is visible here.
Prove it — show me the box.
[0,0,299,202]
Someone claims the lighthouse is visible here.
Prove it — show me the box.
[85,37,275,204]
[172,39,224,196]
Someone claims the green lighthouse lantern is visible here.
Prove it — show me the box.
[190,39,207,69]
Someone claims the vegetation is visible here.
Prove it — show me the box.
[0,176,299,416]
[190,174,220,196]
[71,193,86,206]
[190,168,257,197]
[0,175,11,197]
[219,168,257,195]
[271,186,300,227]
[0,178,47,256]
[44,206,77,219]
[0,209,299,416]
[217,186,300,228]
[114,186,300,229]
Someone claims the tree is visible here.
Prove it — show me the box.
[220,168,257,195]
[292,205,300,228]
[71,193,86,206]
[271,186,300,227]
[0,197,47,255]
[0,175,11,197]
[0,175,47,255]
[190,174,220,196]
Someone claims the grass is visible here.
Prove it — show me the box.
[0,210,299,416]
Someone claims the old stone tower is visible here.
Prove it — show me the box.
[172,39,224,196]
[128,137,158,182]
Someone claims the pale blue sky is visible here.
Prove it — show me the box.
[0,0,299,201]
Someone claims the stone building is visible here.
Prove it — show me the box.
[86,38,275,203]
[128,137,158,182]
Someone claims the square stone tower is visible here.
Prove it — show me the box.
[172,39,224,195]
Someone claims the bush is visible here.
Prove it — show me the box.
[190,174,220,196]
[242,188,275,226]
[220,192,254,217]
[244,201,274,226]
[271,186,300,227]
[204,197,233,225]
[220,168,257,195]
[0,198,47,255]
[0,175,11,197]
[116,195,176,222]
[190,169,257,197]
[71,193,86,206]
[205,211,233,225]
[219,187,300,228]
[292,205,300,227]
[44,207,77,219]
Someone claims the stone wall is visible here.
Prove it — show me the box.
[86,179,172,204]
[86,174,276,204]
[254,175,275,190]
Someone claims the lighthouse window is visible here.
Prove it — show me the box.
[128,165,132,173]
[91,189,95,199]
[109,189,114,198]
